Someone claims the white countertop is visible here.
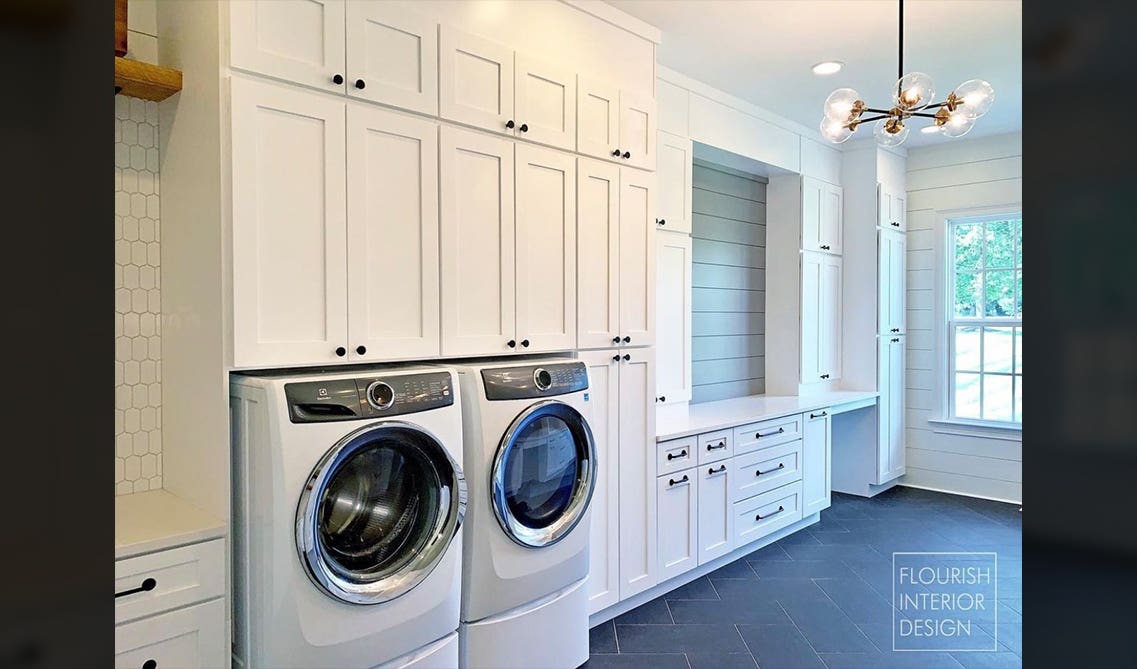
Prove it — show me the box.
[115,490,226,560]
[656,391,879,442]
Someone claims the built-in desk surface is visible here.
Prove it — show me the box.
[656,391,879,442]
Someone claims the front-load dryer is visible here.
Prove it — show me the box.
[230,366,467,669]
[451,358,597,669]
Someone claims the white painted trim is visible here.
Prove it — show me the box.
[560,0,662,44]
[898,483,1021,507]
[926,418,1021,442]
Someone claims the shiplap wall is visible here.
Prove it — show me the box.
[903,132,1023,503]
[690,161,768,403]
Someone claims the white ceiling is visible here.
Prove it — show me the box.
[607,0,1022,147]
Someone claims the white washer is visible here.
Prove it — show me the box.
[230,366,468,669]
[452,358,597,669]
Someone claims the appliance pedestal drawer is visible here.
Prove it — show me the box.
[733,482,803,546]
[115,598,226,669]
[115,539,225,625]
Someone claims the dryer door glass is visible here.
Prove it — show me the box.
[296,422,467,605]
[492,401,596,547]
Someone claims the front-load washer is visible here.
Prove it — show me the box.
[230,366,468,669]
[451,358,597,669]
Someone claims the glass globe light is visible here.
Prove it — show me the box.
[893,72,936,111]
[940,111,975,138]
[953,79,995,119]
[820,117,854,144]
[874,117,909,147]
[823,88,863,122]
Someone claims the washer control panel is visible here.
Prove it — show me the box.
[482,361,589,400]
[285,371,454,423]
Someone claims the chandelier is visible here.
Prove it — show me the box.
[820,0,994,146]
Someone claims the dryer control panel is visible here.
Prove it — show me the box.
[482,362,589,400]
[285,371,454,423]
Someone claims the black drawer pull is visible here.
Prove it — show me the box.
[708,465,727,475]
[115,577,157,598]
[707,441,727,450]
[666,449,688,461]
[755,427,785,439]
[756,505,785,521]
[668,475,690,487]
[809,411,827,419]
[756,463,785,476]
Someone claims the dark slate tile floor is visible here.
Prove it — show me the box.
[583,487,1022,669]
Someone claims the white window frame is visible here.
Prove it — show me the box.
[944,211,1022,429]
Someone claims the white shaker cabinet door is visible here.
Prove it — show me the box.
[515,144,577,353]
[698,461,733,565]
[577,77,620,162]
[230,77,348,368]
[802,176,842,254]
[655,231,692,404]
[819,253,843,381]
[619,351,657,600]
[877,336,906,483]
[439,126,516,357]
[514,54,577,151]
[229,0,346,94]
[802,409,832,516]
[619,170,657,347]
[345,1,438,115]
[819,181,843,254]
[656,131,693,234]
[658,467,698,582]
[346,105,439,361]
[580,351,621,614]
[800,251,823,384]
[439,26,514,134]
[878,228,907,336]
[576,159,621,349]
[618,89,657,171]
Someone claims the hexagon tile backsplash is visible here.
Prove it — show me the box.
[114,94,162,496]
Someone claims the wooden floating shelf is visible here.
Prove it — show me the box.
[114,57,183,102]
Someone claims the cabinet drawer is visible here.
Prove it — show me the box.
[115,539,225,625]
[730,440,802,502]
[657,436,697,477]
[697,430,732,465]
[733,414,802,455]
[115,598,226,669]
[733,482,803,546]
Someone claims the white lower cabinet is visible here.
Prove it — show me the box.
[734,481,803,546]
[115,599,226,669]
[657,466,698,581]
[618,350,657,599]
[581,351,621,614]
[877,336,906,483]
[802,409,832,515]
[697,461,733,564]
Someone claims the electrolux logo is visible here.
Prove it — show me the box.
[892,552,999,652]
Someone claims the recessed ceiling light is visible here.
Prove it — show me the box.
[921,125,942,134]
[812,61,844,76]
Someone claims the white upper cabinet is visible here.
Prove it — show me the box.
[801,251,842,384]
[515,55,577,151]
[655,231,692,404]
[619,170,657,347]
[229,0,347,93]
[877,336,906,483]
[345,1,438,115]
[230,77,348,368]
[577,159,621,349]
[439,126,516,357]
[802,409,832,516]
[346,106,439,361]
[619,90,657,171]
[879,185,907,232]
[878,228,907,336]
[580,350,621,615]
[515,144,577,352]
[439,26,515,134]
[656,131,693,234]
[802,176,843,255]
[577,78,621,162]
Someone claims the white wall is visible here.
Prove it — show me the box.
[902,132,1023,503]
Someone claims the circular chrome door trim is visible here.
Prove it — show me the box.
[490,400,597,548]
[295,421,467,605]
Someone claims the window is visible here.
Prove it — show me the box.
[948,214,1022,424]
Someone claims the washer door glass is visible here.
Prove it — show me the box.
[297,422,466,605]
[492,401,596,547]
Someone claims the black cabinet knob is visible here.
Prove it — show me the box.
[356,345,366,355]
[622,151,631,159]
[612,148,622,157]
[891,221,900,227]
[332,74,344,85]
[506,119,515,129]
[143,660,157,669]
[335,347,346,357]
[657,218,666,226]
[622,336,631,343]
[354,79,366,89]
[507,340,516,348]
[820,244,831,250]
[622,354,631,361]
[521,339,530,348]
[612,354,620,362]
[612,336,621,344]
[660,396,666,402]
[518,123,529,132]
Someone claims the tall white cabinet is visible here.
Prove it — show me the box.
[654,232,692,404]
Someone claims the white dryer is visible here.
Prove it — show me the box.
[452,358,597,669]
[230,366,467,669]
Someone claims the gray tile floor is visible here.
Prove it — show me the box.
[585,487,1022,669]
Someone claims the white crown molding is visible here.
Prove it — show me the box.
[560,0,662,44]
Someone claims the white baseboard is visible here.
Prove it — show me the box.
[897,482,1021,506]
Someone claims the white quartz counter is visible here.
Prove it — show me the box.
[656,391,879,442]
[115,489,226,560]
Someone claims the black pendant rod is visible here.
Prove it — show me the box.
[898,0,904,82]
